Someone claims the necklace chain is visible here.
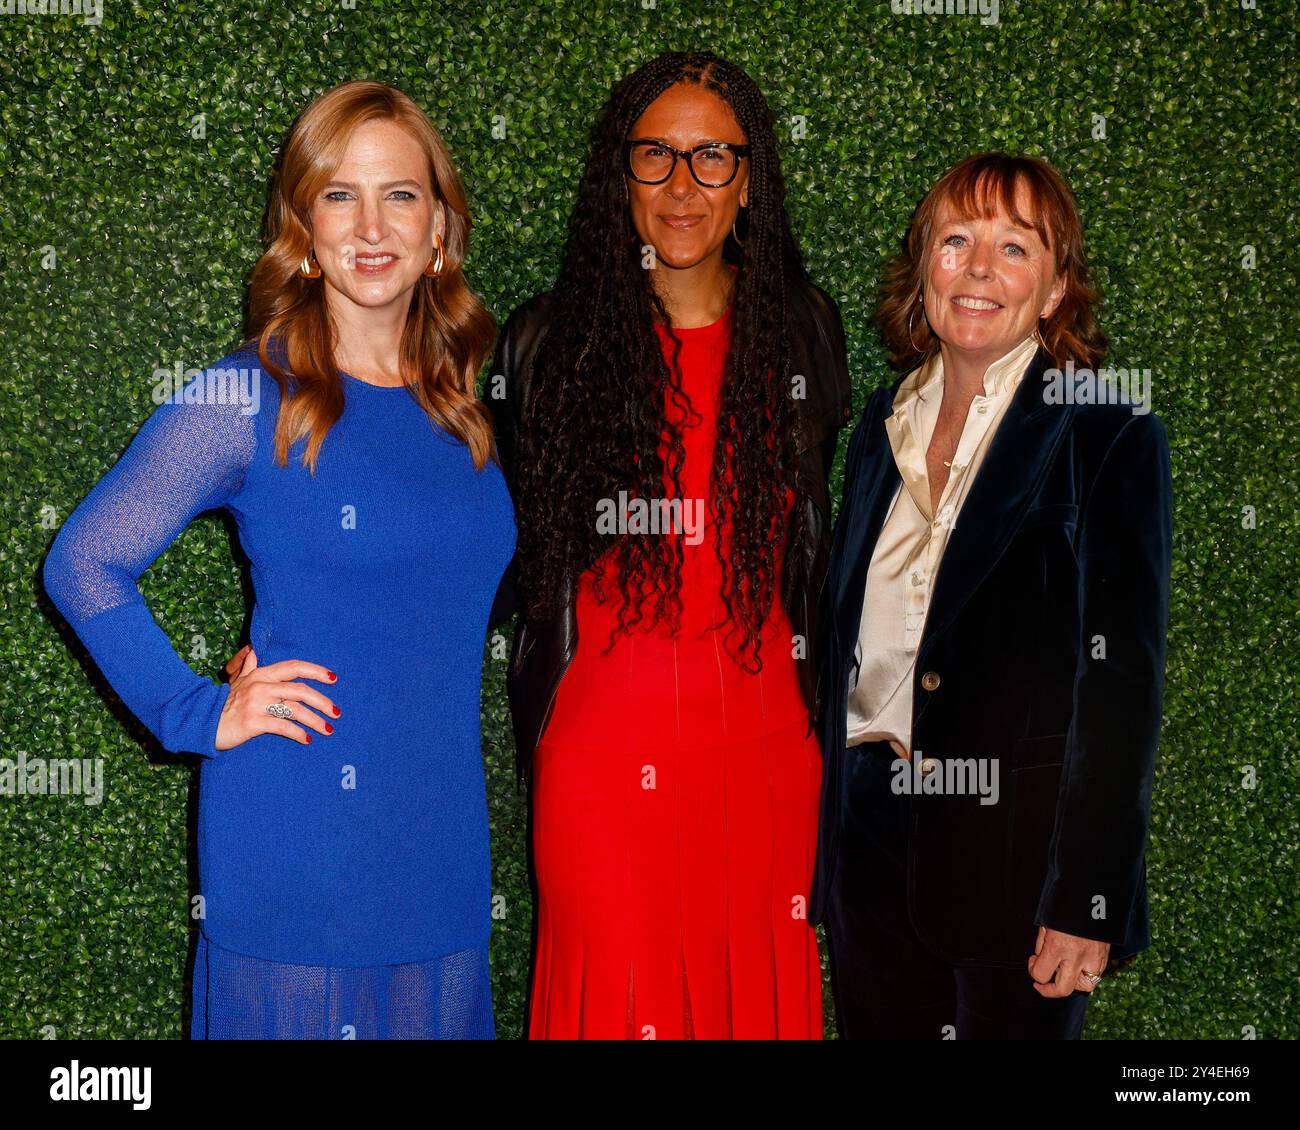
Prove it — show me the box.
[935,412,962,469]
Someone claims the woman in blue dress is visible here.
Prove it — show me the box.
[41,81,515,1039]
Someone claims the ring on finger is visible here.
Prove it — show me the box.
[1079,968,1102,987]
[266,698,294,721]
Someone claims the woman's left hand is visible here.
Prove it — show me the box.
[1027,925,1110,997]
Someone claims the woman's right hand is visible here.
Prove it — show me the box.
[215,644,340,750]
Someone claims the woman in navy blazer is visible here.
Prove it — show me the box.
[811,153,1173,1039]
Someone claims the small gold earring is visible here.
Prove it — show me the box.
[300,250,322,279]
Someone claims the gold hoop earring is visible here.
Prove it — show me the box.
[731,208,746,248]
[907,299,929,354]
[300,250,321,280]
[424,232,445,278]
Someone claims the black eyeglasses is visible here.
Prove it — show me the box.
[623,139,751,188]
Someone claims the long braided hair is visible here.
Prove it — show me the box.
[516,51,809,672]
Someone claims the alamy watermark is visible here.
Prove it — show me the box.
[596,491,704,546]
[891,0,999,27]
[1,753,104,806]
[1042,360,1152,415]
[151,361,262,416]
[0,0,102,25]
[49,1061,150,1109]
[892,754,1000,805]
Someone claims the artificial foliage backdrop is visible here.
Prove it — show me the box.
[2,0,1295,1039]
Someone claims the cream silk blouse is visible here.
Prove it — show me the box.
[845,335,1040,759]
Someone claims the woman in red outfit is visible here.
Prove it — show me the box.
[489,52,851,1039]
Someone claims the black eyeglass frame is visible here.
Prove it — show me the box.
[622,138,752,187]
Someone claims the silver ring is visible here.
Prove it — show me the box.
[1080,970,1102,986]
[265,699,294,720]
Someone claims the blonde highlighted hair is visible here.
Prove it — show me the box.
[245,80,496,471]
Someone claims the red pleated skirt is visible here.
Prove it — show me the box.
[528,590,824,1040]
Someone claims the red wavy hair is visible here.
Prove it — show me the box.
[877,152,1106,373]
[245,80,495,471]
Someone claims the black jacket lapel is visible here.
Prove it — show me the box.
[832,386,901,645]
[921,345,1073,646]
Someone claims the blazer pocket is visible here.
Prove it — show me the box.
[1011,732,1068,769]
[1019,502,1079,530]
[1005,750,1065,906]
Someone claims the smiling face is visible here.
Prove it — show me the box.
[309,117,445,317]
[922,179,1066,368]
[625,82,749,271]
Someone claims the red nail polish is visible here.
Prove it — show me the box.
[327,670,337,681]
[332,706,341,717]
[305,734,312,744]
[325,722,333,734]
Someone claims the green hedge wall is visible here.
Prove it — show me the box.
[3,0,1295,1040]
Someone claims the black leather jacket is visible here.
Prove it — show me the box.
[488,276,852,777]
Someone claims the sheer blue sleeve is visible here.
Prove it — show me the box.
[42,362,257,757]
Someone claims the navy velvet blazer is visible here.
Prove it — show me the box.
[810,344,1173,966]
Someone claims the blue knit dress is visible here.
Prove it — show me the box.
[42,344,516,1039]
